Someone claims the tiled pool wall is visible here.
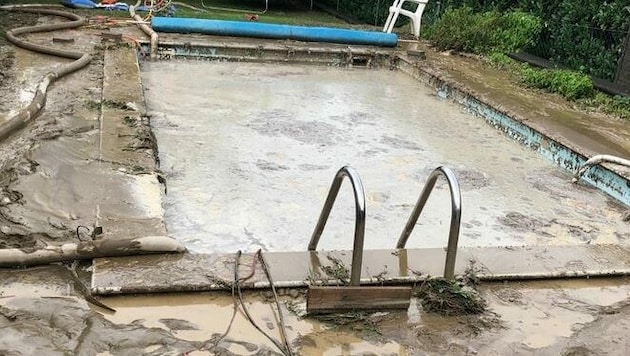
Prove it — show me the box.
[394,57,630,207]
[138,41,630,207]
[141,41,395,68]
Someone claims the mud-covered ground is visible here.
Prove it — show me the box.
[3,265,630,355]
[0,8,162,253]
[1,5,630,355]
[0,10,83,249]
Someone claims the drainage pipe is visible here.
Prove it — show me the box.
[130,1,158,60]
[0,235,186,267]
[152,17,398,47]
[0,6,91,141]
[572,154,630,184]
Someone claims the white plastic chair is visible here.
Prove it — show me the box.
[383,0,429,38]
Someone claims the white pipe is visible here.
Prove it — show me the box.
[130,1,158,60]
[0,235,186,267]
[572,154,630,183]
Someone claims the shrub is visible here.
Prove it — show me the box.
[426,7,542,54]
[487,52,515,69]
[519,66,594,100]
[581,93,630,120]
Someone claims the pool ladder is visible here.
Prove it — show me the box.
[308,165,462,285]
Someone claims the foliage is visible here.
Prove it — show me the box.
[426,7,541,54]
[311,311,384,336]
[537,0,630,81]
[518,66,594,100]
[414,277,486,316]
[323,0,628,81]
[487,52,513,69]
[487,53,630,118]
[419,0,630,81]
[580,93,630,120]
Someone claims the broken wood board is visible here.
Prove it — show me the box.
[307,286,412,314]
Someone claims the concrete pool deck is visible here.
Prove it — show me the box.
[92,245,630,295]
[89,33,630,293]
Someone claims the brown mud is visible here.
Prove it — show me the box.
[0,9,163,253]
[3,265,630,355]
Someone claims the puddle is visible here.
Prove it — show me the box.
[101,292,406,354]
[482,278,630,352]
[142,60,630,253]
[3,264,630,355]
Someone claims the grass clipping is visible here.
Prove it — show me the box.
[414,276,487,316]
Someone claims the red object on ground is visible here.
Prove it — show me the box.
[101,0,116,4]
[244,14,259,21]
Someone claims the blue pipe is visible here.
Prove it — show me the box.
[152,17,398,47]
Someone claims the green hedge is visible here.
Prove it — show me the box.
[426,8,541,54]
[326,0,630,81]
[518,66,594,100]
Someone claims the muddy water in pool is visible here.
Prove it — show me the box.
[142,61,630,253]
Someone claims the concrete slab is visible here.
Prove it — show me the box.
[470,245,630,279]
[97,46,166,240]
[91,248,474,295]
[100,46,154,170]
[91,245,630,295]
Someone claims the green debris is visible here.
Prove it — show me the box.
[414,277,487,316]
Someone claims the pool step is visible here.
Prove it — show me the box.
[91,244,630,295]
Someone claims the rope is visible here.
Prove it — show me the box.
[207,250,293,355]
[67,261,116,313]
[236,250,290,355]
[258,251,294,356]
[142,0,173,22]
[211,250,244,348]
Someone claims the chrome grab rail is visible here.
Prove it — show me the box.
[396,166,462,280]
[308,166,366,286]
[572,154,630,184]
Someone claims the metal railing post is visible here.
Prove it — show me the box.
[572,154,630,184]
[308,166,366,286]
[396,166,462,280]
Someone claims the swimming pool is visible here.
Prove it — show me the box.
[142,60,630,254]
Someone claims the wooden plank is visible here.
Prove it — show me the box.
[306,286,412,314]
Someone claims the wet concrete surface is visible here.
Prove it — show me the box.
[143,61,630,253]
[90,245,630,295]
[417,47,630,161]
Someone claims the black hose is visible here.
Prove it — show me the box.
[0,6,92,141]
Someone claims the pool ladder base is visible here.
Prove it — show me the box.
[307,165,462,286]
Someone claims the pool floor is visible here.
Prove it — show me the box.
[142,61,630,253]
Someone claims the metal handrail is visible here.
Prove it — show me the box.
[308,166,366,286]
[572,154,630,184]
[396,166,462,280]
